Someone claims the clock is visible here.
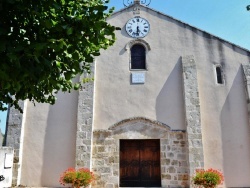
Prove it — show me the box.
[125,17,150,38]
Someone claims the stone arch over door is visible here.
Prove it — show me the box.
[92,117,189,188]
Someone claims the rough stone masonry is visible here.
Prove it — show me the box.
[75,65,95,169]
[182,55,204,182]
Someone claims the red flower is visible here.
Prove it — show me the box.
[59,168,95,188]
[192,168,224,188]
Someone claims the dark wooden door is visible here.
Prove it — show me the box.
[120,139,161,187]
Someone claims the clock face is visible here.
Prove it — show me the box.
[125,17,150,38]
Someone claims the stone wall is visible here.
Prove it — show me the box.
[161,132,189,187]
[75,66,95,169]
[182,55,204,179]
[0,129,3,146]
[92,117,189,188]
[242,64,250,123]
[5,102,24,186]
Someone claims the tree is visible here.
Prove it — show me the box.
[0,0,118,112]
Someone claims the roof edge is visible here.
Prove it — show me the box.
[109,4,250,53]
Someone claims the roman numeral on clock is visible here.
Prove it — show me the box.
[125,17,150,38]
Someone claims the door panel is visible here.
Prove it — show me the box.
[120,139,161,187]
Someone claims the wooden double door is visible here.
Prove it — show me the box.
[120,139,161,187]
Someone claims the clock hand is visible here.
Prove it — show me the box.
[136,26,139,34]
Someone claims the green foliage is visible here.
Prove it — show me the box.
[82,77,94,83]
[59,168,95,188]
[0,0,117,112]
[192,168,224,188]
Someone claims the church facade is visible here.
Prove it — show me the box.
[4,1,250,187]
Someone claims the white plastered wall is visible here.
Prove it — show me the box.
[93,5,250,187]
[19,91,78,187]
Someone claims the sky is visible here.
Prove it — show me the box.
[1,0,250,134]
[108,0,250,49]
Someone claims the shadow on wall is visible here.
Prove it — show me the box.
[41,91,78,186]
[155,58,186,130]
[221,66,250,187]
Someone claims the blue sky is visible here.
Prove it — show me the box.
[0,105,7,134]
[1,0,250,134]
[108,0,250,49]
